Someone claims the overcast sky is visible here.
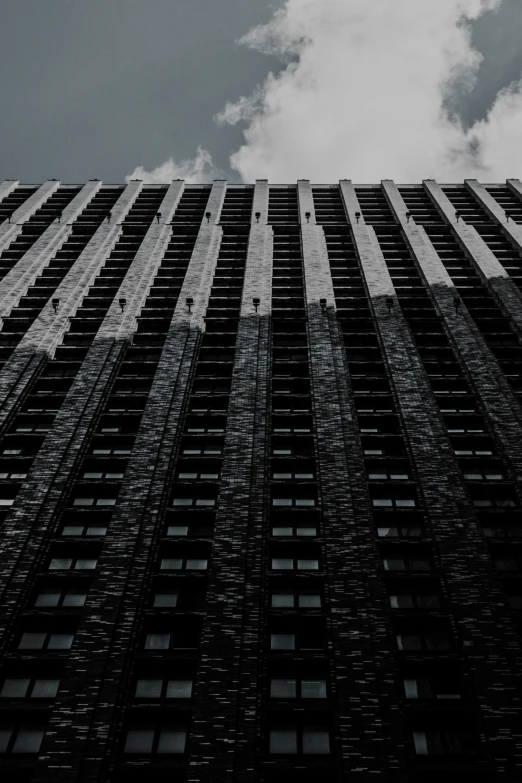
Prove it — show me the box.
[1,0,522,183]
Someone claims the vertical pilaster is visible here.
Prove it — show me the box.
[0,179,18,205]
[382,180,522,484]
[188,181,272,782]
[0,180,143,434]
[297,181,401,778]
[341,181,522,776]
[0,180,102,313]
[464,178,522,253]
[30,181,227,783]
[423,179,522,336]
[0,180,61,251]
[507,178,522,201]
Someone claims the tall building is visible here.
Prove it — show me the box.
[0,176,520,783]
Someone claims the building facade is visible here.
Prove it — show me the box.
[0,177,521,782]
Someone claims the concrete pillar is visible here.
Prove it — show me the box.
[507,177,522,201]
[0,180,61,251]
[188,181,272,782]
[0,179,19,206]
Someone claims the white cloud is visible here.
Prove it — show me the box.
[125,146,223,184]
[214,86,265,127]
[127,0,522,184]
[220,0,521,182]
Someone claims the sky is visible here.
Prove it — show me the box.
[1,0,522,183]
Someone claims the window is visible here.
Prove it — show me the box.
[0,678,60,699]
[61,525,107,537]
[18,632,74,650]
[377,526,423,538]
[82,471,125,479]
[272,472,314,480]
[144,626,199,650]
[482,525,522,539]
[270,678,327,699]
[92,448,132,456]
[153,593,178,608]
[373,498,416,508]
[177,471,220,480]
[270,626,323,651]
[182,446,222,456]
[272,498,315,507]
[35,590,87,608]
[396,630,451,651]
[463,471,504,481]
[271,524,317,537]
[271,591,321,609]
[135,678,192,699]
[491,553,522,571]
[271,558,319,571]
[403,678,460,700]
[0,471,27,479]
[273,428,312,434]
[389,592,440,609]
[0,498,15,506]
[412,730,476,755]
[0,723,47,754]
[72,497,117,507]
[269,726,331,755]
[160,558,208,571]
[172,498,216,508]
[369,472,410,480]
[271,633,295,650]
[383,555,430,572]
[124,724,187,754]
[48,557,97,571]
[166,525,190,537]
[473,497,516,509]
[454,449,492,456]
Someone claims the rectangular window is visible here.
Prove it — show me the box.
[269,726,330,755]
[0,678,59,699]
[18,632,74,650]
[135,679,192,699]
[124,725,187,754]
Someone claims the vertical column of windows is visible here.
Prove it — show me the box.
[316,189,425,530]
[355,186,521,774]
[264,187,336,779]
[402,186,522,401]
[316,186,447,778]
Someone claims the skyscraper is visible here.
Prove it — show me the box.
[0,177,521,782]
